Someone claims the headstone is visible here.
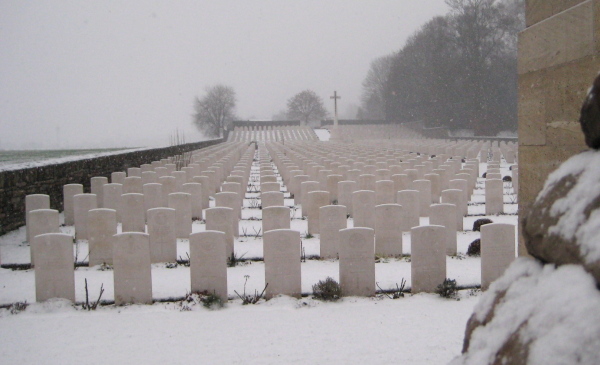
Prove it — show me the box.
[300,181,320,211]
[192,176,210,210]
[28,209,60,265]
[306,191,330,234]
[189,231,228,300]
[441,189,465,230]
[88,208,117,266]
[261,191,284,208]
[412,179,432,217]
[168,192,193,239]
[429,204,458,256]
[103,183,123,221]
[319,205,347,259]
[262,206,290,233]
[205,207,234,258]
[339,227,375,297]
[481,223,516,290]
[338,180,357,217]
[261,182,280,193]
[147,208,177,263]
[326,174,344,203]
[449,179,469,216]
[127,167,142,177]
[26,194,50,243]
[141,171,158,185]
[396,190,420,231]
[263,229,301,299]
[352,190,376,229]
[158,176,177,207]
[374,204,403,256]
[391,174,411,199]
[142,183,163,219]
[424,173,441,204]
[63,184,83,226]
[111,171,126,184]
[375,180,395,205]
[32,233,75,302]
[182,182,203,220]
[90,176,108,208]
[358,174,376,191]
[73,193,97,240]
[123,176,143,194]
[215,192,240,238]
[485,179,504,215]
[411,225,446,293]
[113,232,153,305]
[120,193,145,233]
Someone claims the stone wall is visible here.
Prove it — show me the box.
[517,0,599,255]
[0,138,224,235]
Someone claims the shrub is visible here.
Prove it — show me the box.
[199,291,224,310]
[312,277,342,301]
[473,218,493,232]
[9,301,27,315]
[436,279,458,299]
[467,238,481,257]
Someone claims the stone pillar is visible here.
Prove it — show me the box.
[263,229,301,299]
[205,207,234,258]
[374,204,403,256]
[261,191,284,208]
[339,227,375,297]
[396,190,420,231]
[32,233,75,302]
[73,193,97,241]
[189,231,228,300]
[481,223,516,290]
[113,232,153,305]
[147,208,177,264]
[120,193,145,233]
[90,176,108,208]
[319,205,347,259]
[411,225,446,293]
[306,191,330,235]
[63,184,83,226]
[26,194,50,243]
[429,204,458,256]
[168,192,193,239]
[88,208,117,266]
[262,206,290,233]
[485,179,504,215]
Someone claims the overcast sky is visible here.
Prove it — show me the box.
[0,1,448,149]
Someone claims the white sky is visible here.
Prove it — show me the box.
[0,1,448,149]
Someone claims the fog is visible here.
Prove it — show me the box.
[0,1,448,150]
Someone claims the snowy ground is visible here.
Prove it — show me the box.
[0,141,518,364]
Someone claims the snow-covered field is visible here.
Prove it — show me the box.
[0,140,518,364]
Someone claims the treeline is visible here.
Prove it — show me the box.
[358,0,524,136]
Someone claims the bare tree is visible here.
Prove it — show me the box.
[360,54,394,120]
[286,90,327,125]
[193,85,237,138]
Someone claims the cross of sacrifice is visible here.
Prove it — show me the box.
[330,91,341,126]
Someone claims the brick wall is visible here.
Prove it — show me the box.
[0,139,224,235]
[517,0,599,254]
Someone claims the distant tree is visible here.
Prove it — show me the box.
[360,54,394,120]
[193,85,237,138]
[286,90,328,125]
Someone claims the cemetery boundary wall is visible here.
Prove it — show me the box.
[0,138,224,235]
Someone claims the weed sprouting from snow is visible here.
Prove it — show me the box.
[376,278,407,299]
[9,301,27,315]
[228,251,247,267]
[234,275,267,305]
[436,279,459,300]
